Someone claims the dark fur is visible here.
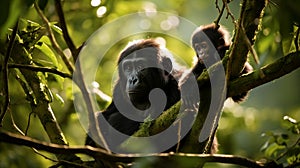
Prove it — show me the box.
[86,39,183,147]
[86,38,220,154]
[191,24,253,102]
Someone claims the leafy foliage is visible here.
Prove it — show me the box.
[261,116,300,166]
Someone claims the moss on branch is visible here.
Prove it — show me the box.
[228,51,300,97]
[229,0,267,78]
[10,42,81,163]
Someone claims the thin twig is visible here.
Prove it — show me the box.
[0,22,19,124]
[214,2,225,27]
[25,112,35,135]
[54,0,78,61]
[9,110,64,165]
[222,0,236,25]
[8,63,72,79]
[215,0,221,13]
[241,25,260,65]
[9,110,25,135]
[223,0,236,82]
[74,61,111,153]
[34,2,74,73]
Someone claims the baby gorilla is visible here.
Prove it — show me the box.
[191,24,253,102]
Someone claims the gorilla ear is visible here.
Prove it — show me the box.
[162,57,173,74]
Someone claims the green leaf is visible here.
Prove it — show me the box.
[39,36,51,46]
[287,155,297,164]
[265,143,286,157]
[261,141,270,151]
[50,23,63,35]
[35,42,58,68]
[276,134,288,146]
[291,124,300,135]
[26,19,41,27]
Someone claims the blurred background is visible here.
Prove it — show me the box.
[0,0,299,167]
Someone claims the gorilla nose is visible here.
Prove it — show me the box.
[129,76,139,85]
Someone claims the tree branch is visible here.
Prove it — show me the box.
[228,0,267,79]
[222,0,235,23]
[0,130,266,168]
[214,1,225,27]
[130,51,300,155]
[74,63,111,153]
[8,63,72,79]
[228,51,300,97]
[54,0,79,61]
[0,22,18,124]
[10,42,81,164]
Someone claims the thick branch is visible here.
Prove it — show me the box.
[228,0,267,78]
[133,102,181,136]
[10,42,81,163]
[181,63,227,154]
[0,130,265,168]
[228,51,300,97]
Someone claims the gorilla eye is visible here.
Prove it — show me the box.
[200,42,208,49]
[123,63,132,72]
[136,63,144,71]
[137,65,142,71]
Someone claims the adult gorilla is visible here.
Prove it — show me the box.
[86,39,189,149]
